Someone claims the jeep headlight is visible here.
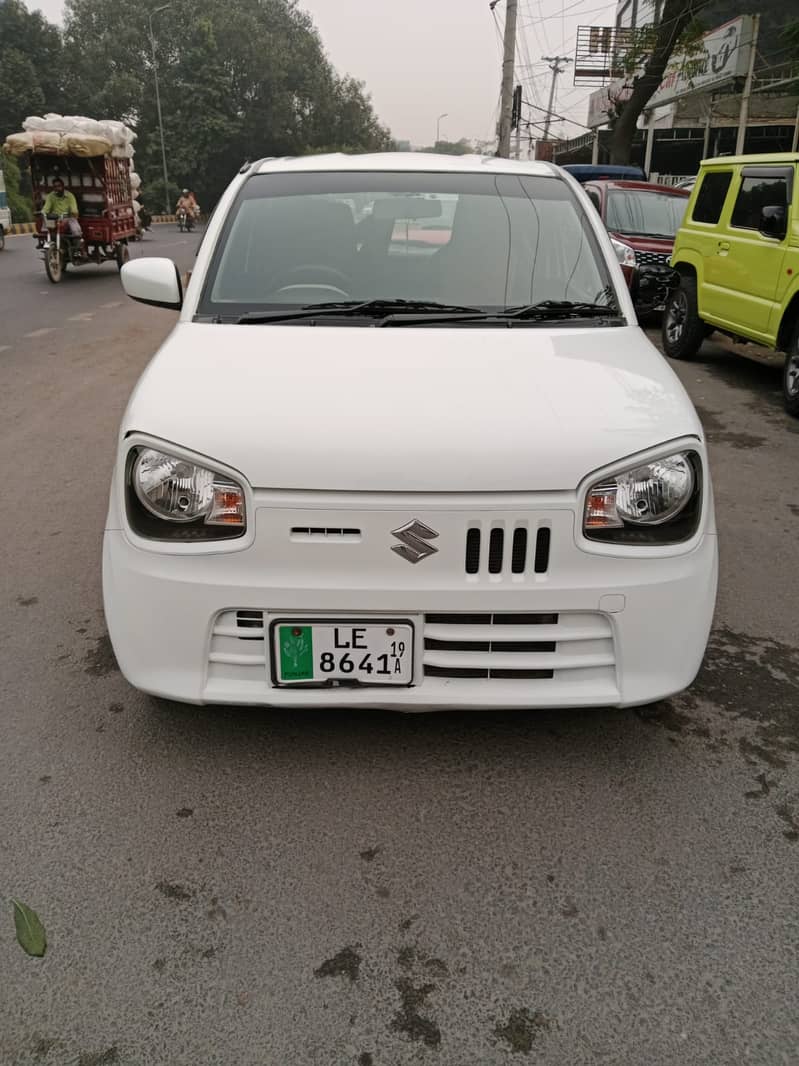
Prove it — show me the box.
[127,447,246,540]
[584,451,701,544]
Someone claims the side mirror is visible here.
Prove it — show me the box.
[759,204,786,240]
[120,257,183,309]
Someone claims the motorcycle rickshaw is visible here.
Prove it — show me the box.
[30,152,137,283]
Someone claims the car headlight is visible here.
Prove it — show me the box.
[127,447,246,540]
[584,451,701,544]
[610,236,636,269]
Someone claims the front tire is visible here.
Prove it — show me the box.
[662,274,705,360]
[44,245,64,283]
[783,327,799,418]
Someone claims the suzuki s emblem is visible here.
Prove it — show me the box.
[391,519,439,564]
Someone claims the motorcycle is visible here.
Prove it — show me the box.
[38,210,130,283]
[40,213,80,283]
[176,206,194,233]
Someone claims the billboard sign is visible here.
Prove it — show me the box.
[586,16,753,128]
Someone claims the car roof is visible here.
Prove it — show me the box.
[585,179,690,196]
[699,152,799,168]
[252,151,560,177]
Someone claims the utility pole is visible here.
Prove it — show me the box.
[496,0,518,158]
[735,14,759,157]
[541,56,572,141]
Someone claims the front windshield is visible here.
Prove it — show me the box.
[606,189,688,238]
[199,171,615,317]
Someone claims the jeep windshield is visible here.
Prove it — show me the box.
[198,171,619,324]
[606,188,688,240]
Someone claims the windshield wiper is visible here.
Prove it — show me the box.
[499,300,621,320]
[236,299,485,324]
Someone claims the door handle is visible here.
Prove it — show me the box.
[717,240,730,252]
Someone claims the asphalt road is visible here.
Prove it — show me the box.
[1,229,798,1065]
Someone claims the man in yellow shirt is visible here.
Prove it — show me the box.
[42,178,82,238]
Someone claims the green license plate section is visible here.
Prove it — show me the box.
[275,623,413,686]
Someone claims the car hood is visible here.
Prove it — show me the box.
[123,323,702,492]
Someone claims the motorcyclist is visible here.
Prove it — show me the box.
[42,178,82,239]
[176,189,197,218]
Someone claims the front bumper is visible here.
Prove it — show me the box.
[103,497,718,711]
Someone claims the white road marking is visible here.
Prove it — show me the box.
[0,345,10,354]
[68,312,94,322]
[99,301,122,309]
[24,328,56,338]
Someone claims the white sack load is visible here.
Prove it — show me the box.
[130,171,142,192]
[5,130,63,155]
[5,129,114,157]
[63,132,114,157]
[22,114,136,151]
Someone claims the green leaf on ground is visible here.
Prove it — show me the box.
[12,899,47,957]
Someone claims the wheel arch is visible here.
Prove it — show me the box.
[777,289,799,352]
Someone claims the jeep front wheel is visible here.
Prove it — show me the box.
[784,327,799,418]
[662,275,705,360]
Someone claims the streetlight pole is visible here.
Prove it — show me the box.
[436,113,448,146]
[148,4,172,215]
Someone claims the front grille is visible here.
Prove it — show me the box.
[464,524,551,577]
[207,609,267,685]
[423,612,614,681]
[635,250,670,267]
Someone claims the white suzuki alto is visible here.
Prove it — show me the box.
[106,153,717,710]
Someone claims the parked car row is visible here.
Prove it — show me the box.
[563,153,799,417]
[562,164,690,315]
[664,151,799,416]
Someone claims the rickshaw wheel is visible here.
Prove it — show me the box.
[45,246,64,283]
[116,242,130,271]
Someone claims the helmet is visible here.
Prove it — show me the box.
[182,188,189,195]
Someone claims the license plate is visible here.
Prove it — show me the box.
[273,621,414,686]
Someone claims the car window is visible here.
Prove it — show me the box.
[692,171,733,224]
[201,171,615,315]
[605,189,687,238]
[730,172,790,232]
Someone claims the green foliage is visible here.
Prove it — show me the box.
[0,0,65,141]
[419,138,474,155]
[12,899,47,957]
[1,150,33,222]
[1,0,391,212]
[60,0,392,208]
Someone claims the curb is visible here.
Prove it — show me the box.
[3,217,181,237]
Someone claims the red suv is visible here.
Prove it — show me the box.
[583,180,690,314]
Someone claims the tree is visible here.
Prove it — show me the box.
[419,138,474,155]
[608,0,710,164]
[0,0,64,142]
[1,150,34,222]
[61,0,391,209]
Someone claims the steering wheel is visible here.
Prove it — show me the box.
[269,264,351,296]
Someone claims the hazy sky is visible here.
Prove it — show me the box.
[29,0,615,145]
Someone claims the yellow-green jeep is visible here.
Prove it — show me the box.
[663,153,799,416]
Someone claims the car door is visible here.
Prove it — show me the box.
[685,168,734,320]
[703,165,792,342]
